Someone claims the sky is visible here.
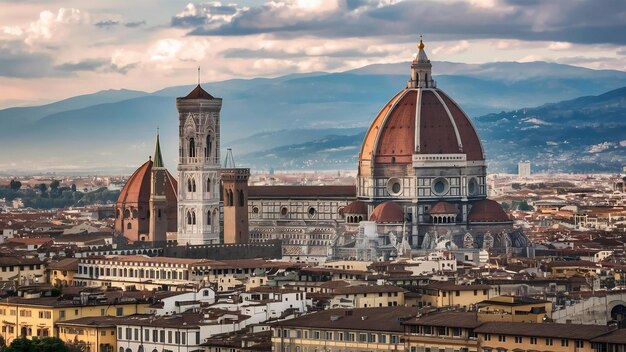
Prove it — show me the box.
[1,0,625,108]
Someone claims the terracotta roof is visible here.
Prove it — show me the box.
[359,85,484,176]
[116,160,152,205]
[47,258,79,271]
[6,237,52,246]
[591,329,626,344]
[178,84,215,100]
[468,199,510,222]
[428,201,457,215]
[248,185,356,199]
[333,285,405,295]
[474,321,612,340]
[424,282,492,291]
[274,306,422,332]
[403,312,481,328]
[370,201,404,223]
[340,200,368,215]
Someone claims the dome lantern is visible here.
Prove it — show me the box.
[408,35,436,89]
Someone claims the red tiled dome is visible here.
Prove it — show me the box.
[117,160,152,205]
[468,199,510,222]
[341,200,368,215]
[428,201,457,215]
[359,88,484,175]
[370,201,404,223]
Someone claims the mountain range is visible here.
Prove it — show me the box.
[1,61,625,174]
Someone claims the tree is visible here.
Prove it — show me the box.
[33,337,68,352]
[517,200,534,211]
[50,180,60,190]
[9,180,21,191]
[71,184,77,193]
[5,337,35,352]
[37,183,47,193]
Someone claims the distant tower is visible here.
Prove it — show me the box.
[176,83,222,245]
[221,149,250,244]
[149,132,168,242]
[518,161,531,178]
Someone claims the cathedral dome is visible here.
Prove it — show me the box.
[358,40,484,176]
[117,160,153,206]
[468,199,510,223]
[428,201,457,215]
[341,200,368,215]
[370,201,404,223]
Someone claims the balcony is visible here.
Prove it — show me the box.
[179,157,220,165]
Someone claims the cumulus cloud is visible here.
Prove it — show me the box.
[173,0,626,45]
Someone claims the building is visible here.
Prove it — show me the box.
[56,316,120,352]
[114,134,178,243]
[0,256,44,285]
[0,290,150,342]
[328,285,405,308]
[47,258,79,287]
[272,306,421,352]
[477,295,552,323]
[176,85,223,245]
[416,282,494,308]
[518,161,531,178]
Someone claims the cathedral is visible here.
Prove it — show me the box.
[115,39,530,259]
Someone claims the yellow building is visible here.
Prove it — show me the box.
[417,282,494,308]
[0,257,45,285]
[403,311,617,352]
[403,312,482,352]
[57,316,120,352]
[329,285,405,308]
[474,321,612,352]
[544,260,600,278]
[0,290,150,344]
[477,295,552,323]
[272,306,421,352]
[47,258,79,287]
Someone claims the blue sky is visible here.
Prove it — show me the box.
[0,0,625,108]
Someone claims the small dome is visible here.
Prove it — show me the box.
[117,160,152,205]
[468,199,510,222]
[370,201,404,223]
[428,201,457,215]
[341,200,368,215]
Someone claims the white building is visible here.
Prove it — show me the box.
[518,161,531,178]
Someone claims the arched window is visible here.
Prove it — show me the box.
[187,211,192,225]
[124,209,130,218]
[228,190,234,207]
[127,222,132,230]
[188,179,192,192]
[158,209,162,219]
[207,210,211,225]
[192,211,196,225]
[206,133,213,159]
[189,138,196,157]
[192,179,196,192]
[116,209,120,218]
[207,178,211,193]
[238,190,244,207]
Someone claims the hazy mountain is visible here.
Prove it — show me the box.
[235,87,626,173]
[1,61,625,173]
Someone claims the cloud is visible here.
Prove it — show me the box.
[55,58,135,74]
[0,43,55,78]
[174,0,626,45]
[125,20,146,28]
[95,20,120,29]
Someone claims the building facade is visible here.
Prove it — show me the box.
[176,85,223,245]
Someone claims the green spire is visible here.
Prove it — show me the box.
[153,131,164,168]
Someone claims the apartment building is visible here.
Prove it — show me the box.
[416,283,495,308]
[0,256,45,285]
[56,316,120,352]
[329,285,405,308]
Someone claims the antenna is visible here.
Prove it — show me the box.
[197,66,200,85]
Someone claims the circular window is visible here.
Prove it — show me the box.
[280,207,288,216]
[308,207,316,218]
[252,206,259,214]
[386,178,402,196]
[432,178,449,196]
[468,178,478,195]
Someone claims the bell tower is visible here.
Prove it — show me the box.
[176,82,222,245]
[221,149,250,244]
[149,132,168,242]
